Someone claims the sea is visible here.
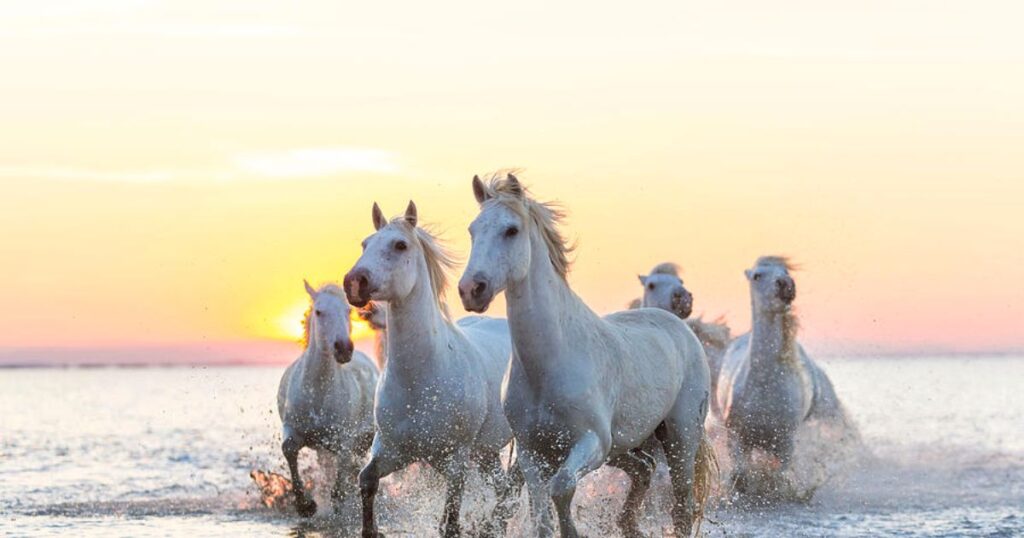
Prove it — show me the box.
[2,356,1021,537]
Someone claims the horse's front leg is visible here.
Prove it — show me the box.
[476,448,524,537]
[282,433,317,517]
[435,452,470,538]
[518,449,555,537]
[359,436,410,538]
[550,431,608,538]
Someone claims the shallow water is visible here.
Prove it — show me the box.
[2,356,1021,537]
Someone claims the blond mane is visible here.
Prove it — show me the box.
[391,218,458,319]
[649,262,682,278]
[302,283,347,349]
[755,255,798,273]
[479,174,575,279]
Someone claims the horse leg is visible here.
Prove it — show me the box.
[330,449,361,513]
[518,449,555,538]
[550,431,608,538]
[283,433,317,517]
[607,446,656,538]
[657,392,711,537]
[727,434,750,496]
[477,450,523,537]
[434,453,469,538]
[359,437,410,538]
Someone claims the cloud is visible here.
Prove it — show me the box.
[232,147,401,178]
[0,147,401,183]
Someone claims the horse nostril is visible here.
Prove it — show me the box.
[471,281,487,299]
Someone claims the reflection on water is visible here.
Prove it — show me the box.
[2,357,1022,537]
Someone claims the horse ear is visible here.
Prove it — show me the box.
[372,202,386,231]
[637,274,648,286]
[304,279,317,299]
[404,200,418,227]
[472,175,490,204]
[506,173,523,196]
[744,269,752,281]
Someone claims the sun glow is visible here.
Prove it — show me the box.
[272,299,376,343]
[275,300,309,342]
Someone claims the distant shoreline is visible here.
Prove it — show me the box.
[2,351,1021,369]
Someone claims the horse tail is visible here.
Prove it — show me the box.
[691,430,719,535]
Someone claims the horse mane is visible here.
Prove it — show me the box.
[392,217,458,319]
[686,315,732,354]
[754,255,798,273]
[649,262,681,278]
[302,283,347,349]
[480,173,575,279]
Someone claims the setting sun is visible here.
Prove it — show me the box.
[272,299,376,343]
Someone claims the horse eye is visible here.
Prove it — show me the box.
[647,283,656,290]
[752,273,761,281]
[504,226,518,238]
[315,309,322,316]
[395,240,407,251]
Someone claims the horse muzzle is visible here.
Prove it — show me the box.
[343,268,376,308]
[776,277,796,304]
[672,290,693,319]
[333,340,354,364]
[458,274,494,313]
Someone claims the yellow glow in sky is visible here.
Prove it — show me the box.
[1,0,1023,356]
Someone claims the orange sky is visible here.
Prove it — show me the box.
[1,1,1023,360]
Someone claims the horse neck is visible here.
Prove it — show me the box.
[505,228,596,378]
[297,332,337,388]
[749,305,799,375]
[384,260,450,380]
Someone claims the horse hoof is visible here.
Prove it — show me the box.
[295,496,317,517]
[362,532,385,538]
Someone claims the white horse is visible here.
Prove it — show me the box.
[343,201,520,538]
[277,281,379,516]
[635,262,732,418]
[716,256,848,498]
[458,174,716,538]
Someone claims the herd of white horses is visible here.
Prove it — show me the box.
[274,174,853,537]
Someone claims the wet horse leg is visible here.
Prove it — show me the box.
[607,446,656,538]
[477,450,524,537]
[358,438,411,538]
[435,453,469,538]
[549,432,607,538]
[282,433,317,517]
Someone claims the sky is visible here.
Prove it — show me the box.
[1,0,1023,363]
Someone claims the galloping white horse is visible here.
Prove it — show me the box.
[716,257,848,497]
[636,262,732,417]
[459,175,716,538]
[343,201,520,538]
[277,281,379,516]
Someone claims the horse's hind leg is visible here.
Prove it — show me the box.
[656,392,711,537]
[282,433,317,517]
[607,445,656,538]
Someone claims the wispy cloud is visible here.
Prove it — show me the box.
[232,147,401,178]
[0,147,401,183]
